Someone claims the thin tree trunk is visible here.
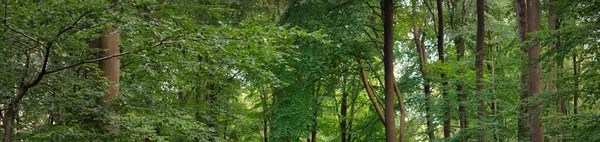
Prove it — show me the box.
[382,0,397,141]
[573,55,578,117]
[413,16,434,140]
[311,88,318,142]
[526,0,544,141]
[451,1,468,141]
[340,91,349,142]
[262,90,269,142]
[348,87,358,142]
[394,83,406,142]
[476,0,486,141]
[356,56,385,125]
[436,0,451,138]
[514,0,530,141]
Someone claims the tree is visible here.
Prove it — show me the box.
[435,0,451,138]
[525,0,544,141]
[382,0,397,141]
[514,0,530,140]
[475,0,486,141]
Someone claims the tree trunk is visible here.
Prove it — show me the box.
[382,0,397,141]
[311,89,318,142]
[476,0,486,141]
[573,55,578,117]
[2,86,28,142]
[413,17,434,140]
[97,27,121,108]
[262,90,269,142]
[514,0,531,141]
[525,0,544,141]
[206,84,217,142]
[356,56,386,125]
[436,0,451,138]
[394,83,406,142]
[451,1,468,141]
[340,91,348,142]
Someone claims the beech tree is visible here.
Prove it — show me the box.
[0,0,598,141]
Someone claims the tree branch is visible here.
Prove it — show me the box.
[45,51,131,75]
[56,10,94,37]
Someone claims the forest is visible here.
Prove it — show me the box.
[0,0,598,142]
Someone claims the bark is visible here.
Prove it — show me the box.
[476,0,486,141]
[89,28,121,137]
[97,27,121,108]
[436,0,451,138]
[394,83,406,142]
[514,0,531,141]
[573,55,578,116]
[340,92,348,142]
[382,0,397,141]
[451,1,468,141]
[347,89,358,142]
[526,0,544,141]
[413,16,434,140]
[262,91,269,142]
[356,56,385,125]
[311,88,318,142]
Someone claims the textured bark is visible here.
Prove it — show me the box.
[476,0,486,141]
[526,0,544,141]
[436,0,451,138]
[514,0,531,140]
[382,0,397,141]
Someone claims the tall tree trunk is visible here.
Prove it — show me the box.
[525,0,544,141]
[382,0,397,141]
[553,15,567,142]
[476,0,486,141]
[451,1,468,141]
[413,18,434,140]
[94,28,121,137]
[436,0,451,138]
[514,0,530,141]
[547,1,565,141]
[97,28,121,109]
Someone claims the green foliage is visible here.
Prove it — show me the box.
[0,0,598,141]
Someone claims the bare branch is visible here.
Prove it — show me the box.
[24,43,52,88]
[56,11,94,37]
[45,51,131,75]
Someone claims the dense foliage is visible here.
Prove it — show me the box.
[0,0,598,141]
